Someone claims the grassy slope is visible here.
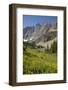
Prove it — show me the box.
[23,48,57,74]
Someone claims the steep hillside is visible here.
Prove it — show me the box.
[23,23,57,48]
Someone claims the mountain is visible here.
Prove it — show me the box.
[23,26,35,39]
[23,23,57,49]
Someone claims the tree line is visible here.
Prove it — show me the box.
[23,41,57,53]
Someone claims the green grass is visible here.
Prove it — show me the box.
[23,47,57,74]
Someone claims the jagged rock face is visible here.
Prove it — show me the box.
[23,26,35,39]
[23,23,57,48]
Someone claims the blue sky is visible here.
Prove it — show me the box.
[23,15,57,28]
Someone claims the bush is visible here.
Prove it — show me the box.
[50,41,57,53]
[31,41,36,48]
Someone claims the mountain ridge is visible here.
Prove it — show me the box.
[23,23,57,49]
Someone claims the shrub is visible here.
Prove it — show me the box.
[50,41,57,53]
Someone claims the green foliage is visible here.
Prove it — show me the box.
[50,41,57,53]
[30,41,36,48]
[23,47,57,74]
[37,45,44,48]
[23,41,28,51]
[23,41,36,50]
